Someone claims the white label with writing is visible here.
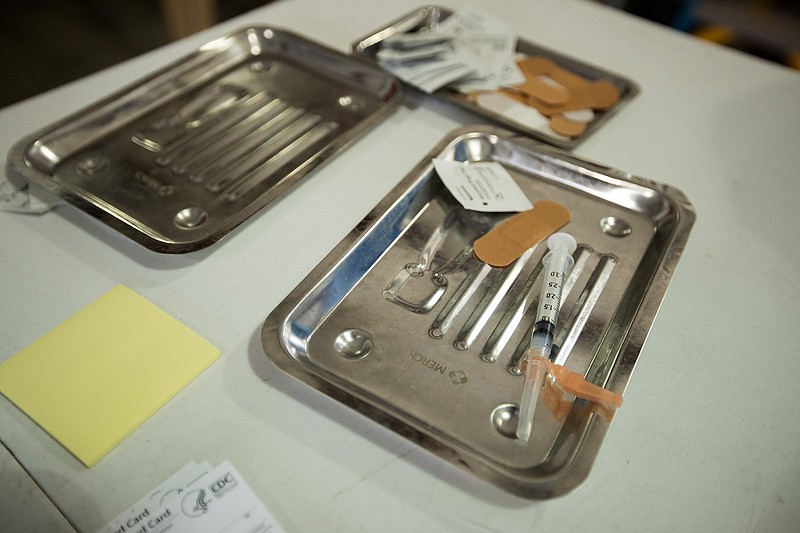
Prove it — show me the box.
[433,158,533,212]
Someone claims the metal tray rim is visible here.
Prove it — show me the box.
[261,125,695,499]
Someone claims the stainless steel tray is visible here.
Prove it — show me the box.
[349,6,639,149]
[262,126,694,498]
[7,27,403,253]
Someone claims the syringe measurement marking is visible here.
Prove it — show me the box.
[540,271,566,323]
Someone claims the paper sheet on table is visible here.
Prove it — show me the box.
[98,460,285,533]
[0,174,63,213]
[98,461,213,533]
[0,285,220,467]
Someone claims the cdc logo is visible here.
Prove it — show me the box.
[210,472,238,499]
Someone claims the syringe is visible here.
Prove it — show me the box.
[516,232,577,443]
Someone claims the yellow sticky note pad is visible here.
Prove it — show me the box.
[0,285,219,467]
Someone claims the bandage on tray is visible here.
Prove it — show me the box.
[350,6,639,149]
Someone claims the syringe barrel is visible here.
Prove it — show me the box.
[517,233,577,442]
[530,321,555,350]
[535,233,576,328]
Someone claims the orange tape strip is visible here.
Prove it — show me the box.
[527,355,623,411]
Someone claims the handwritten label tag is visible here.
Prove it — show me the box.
[433,158,533,213]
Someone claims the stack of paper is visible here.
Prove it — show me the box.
[97,460,284,533]
[377,8,524,94]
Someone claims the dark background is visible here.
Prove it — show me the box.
[1,0,797,109]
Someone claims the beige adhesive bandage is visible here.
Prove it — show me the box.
[471,92,571,142]
[473,200,571,267]
[517,56,586,87]
[530,79,620,115]
[516,75,570,105]
[550,113,588,138]
[489,56,621,140]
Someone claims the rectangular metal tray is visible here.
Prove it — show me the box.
[262,126,694,498]
[7,27,403,253]
[349,6,639,149]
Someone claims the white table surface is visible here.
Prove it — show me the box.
[1,0,798,531]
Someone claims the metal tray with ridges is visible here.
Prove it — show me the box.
[349,6,639,149]
[7,27,403,253]
[262,126,694,498]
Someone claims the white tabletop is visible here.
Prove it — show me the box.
[1,0,799,531]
